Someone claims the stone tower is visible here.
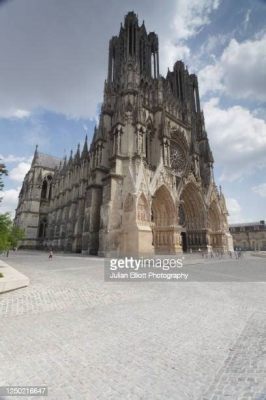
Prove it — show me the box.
[15,12,234,255]
[14,146,61,248]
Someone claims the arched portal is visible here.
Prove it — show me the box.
[208,201,223,250]
[152,185,180,254]
[137,193,149,224]
[180,183,207,251]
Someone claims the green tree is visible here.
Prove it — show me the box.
[0,213,11,251]
[0,163,24,253]
[0,213,25,252]
[0,162,8,203]
[9,224,25,249]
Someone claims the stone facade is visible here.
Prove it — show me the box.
[230,221,266,251]
[14,12,234,256]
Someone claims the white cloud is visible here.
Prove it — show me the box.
[159,0,220,74]
[200,33,229,55]
[199,34,266,101]
[9,162,31,182]
[13,109,31,118]
[203,98,266,182]
[243,9,251,31]
[226,198,243,223]
[252,107,266,122]
[0,154,32,163]
[0,187,20,217]
[0,108,31,119]
[252,183,266,198]
[161,41,191,73]
[198,64,224,96]
[221,35,266,101]
[173,0,220,40]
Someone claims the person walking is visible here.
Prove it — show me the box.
[48,250,53,260]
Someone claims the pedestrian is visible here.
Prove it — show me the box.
[48,250,53,260]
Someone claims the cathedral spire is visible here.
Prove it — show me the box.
[68,149,73,168]
[60,156,67,175]
[31,144,39,166]
[107,11,159,84]
[81,135,89,159]
[74,143,80,164]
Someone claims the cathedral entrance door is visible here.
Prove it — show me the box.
[180,183,207,251]
[151,185,180,254]
[181,232,187,252]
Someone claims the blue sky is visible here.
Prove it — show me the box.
[0,0,265,222]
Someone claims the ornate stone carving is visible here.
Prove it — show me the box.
[170,141,187,174]
[137,194,149,223]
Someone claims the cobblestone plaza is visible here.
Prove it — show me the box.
[0,251,266,399]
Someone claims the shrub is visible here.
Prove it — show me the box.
[0,213,25,252]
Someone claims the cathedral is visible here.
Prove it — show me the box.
[14,12,234,256]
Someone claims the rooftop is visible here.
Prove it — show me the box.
[33,152,62,169]
[230,220,265,228]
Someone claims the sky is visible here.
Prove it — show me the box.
[0,0,265,223]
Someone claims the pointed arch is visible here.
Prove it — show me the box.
[151,185,179,254]
[180,182,206,230]
[208,201,224,249]
[180,182,208,250]
[41,175,53,201]
[208,201,221,232]
[41,180,48,200]
[137,193,149,224]
[152,185,176,227]
[38,218,47,239]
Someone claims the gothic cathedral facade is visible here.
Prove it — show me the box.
[14,12,234,256]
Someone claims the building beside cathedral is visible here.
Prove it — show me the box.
[14,12,233,256]
[230,221,266,251]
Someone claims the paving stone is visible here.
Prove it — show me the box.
[0,251,266,399]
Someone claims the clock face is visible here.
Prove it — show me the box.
[170,141,186,174]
